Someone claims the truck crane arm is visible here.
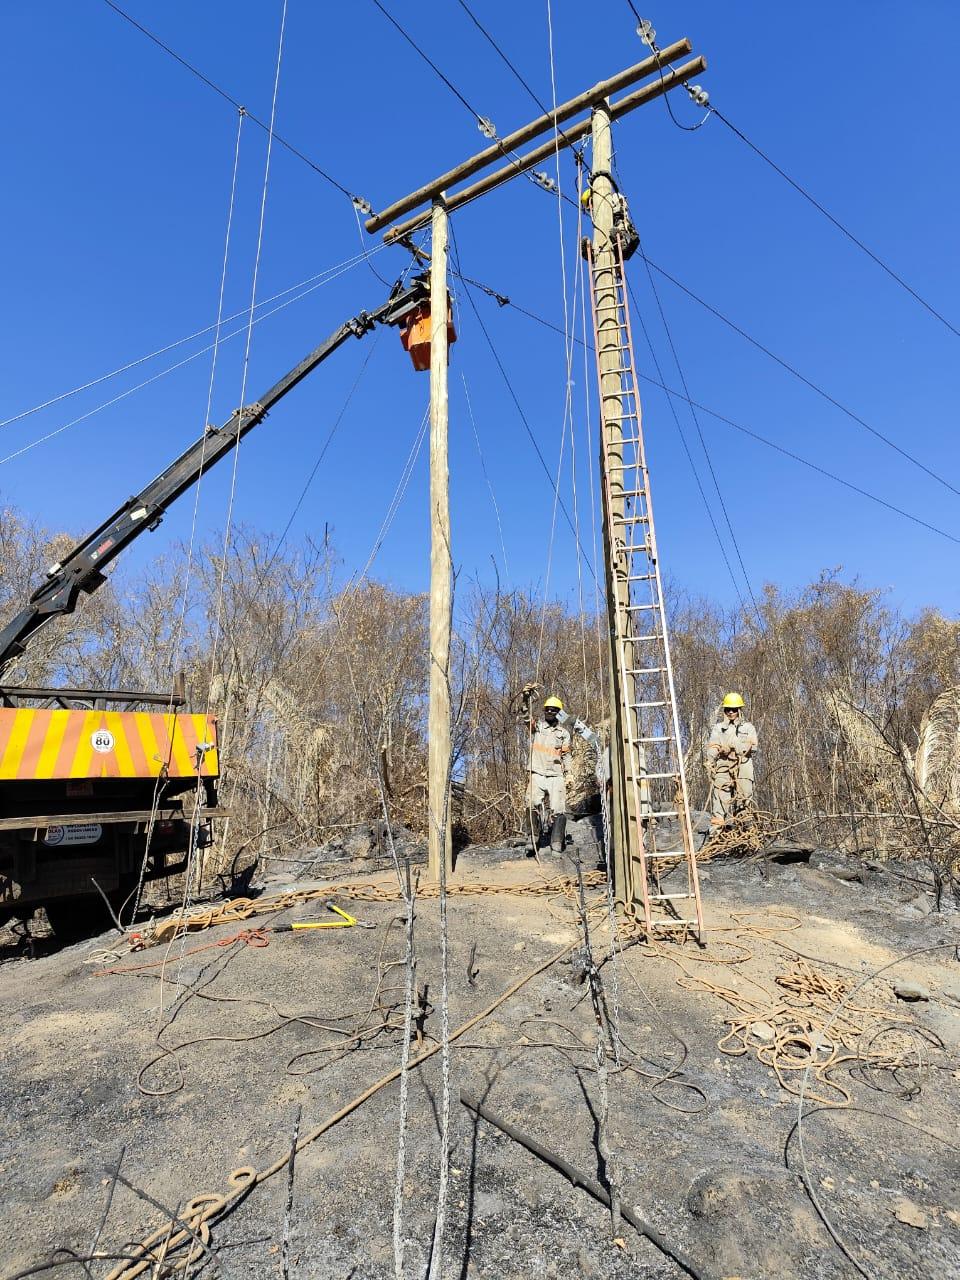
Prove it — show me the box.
[0,273,430,674]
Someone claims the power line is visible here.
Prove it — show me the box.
[622,8,960,331]
[454,0,550,115]
[368,0,483,122]
[451,243,597,582]
[628,276,751,613]
[456,270,960,545]
[101,0,355,200]
[619,5,710,133]
[0,245,393,434]
[708,105,960,343]
[645,375,960,547]
[453,0,586,160]
[642,254,960,500]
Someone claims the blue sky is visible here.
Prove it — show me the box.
[2,1,959,623]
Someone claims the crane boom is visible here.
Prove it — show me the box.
[0,273,429,674]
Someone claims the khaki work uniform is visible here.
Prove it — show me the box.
[706,716,758,825]
[527,719,571,816]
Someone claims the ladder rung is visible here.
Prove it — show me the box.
[642,771,680,781]
[648,811,680,819]
[626,574,656,583]
[647,850,685,859]
[629,699,669,708]
[635,735,673,743]
[649,892,695,902]
[626,665,666,674]
[627,634,664,643]
[649,918,699,928]
[624,603,657,612]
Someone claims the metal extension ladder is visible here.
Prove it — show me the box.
[587,237,705,942]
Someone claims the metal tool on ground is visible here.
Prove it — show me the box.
[587,210,704,941]
[272,902,357,931]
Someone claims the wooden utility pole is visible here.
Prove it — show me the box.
[591,104,636,900]
[368,39,706,895]
[428,198,453,881]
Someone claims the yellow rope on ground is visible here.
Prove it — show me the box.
[695,808,784,859]
[631,915,922,1108]
[143,872,605,946]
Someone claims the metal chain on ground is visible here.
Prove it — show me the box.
[117,872,604,948]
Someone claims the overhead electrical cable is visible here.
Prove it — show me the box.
[125,105,249,933]
[205,0,288,684]
[0,244,393,434]
[576,234,608,699]
[629,233,760,616]
[709,105,960,343]
[620,4,710,132]
[455,271,960,545]
[453,252,598,584]
[627,275,750,615]
[172,107,246,674]
[642,254,960,500]
[454,0,585,158]
[101,0,355,200]
[183,0,290,998]
[637,374,960,546]
[0,248,390,466]
[459,368,512,586]
[368,0,484,121]
[535,0,582,681]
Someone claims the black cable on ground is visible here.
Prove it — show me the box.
[460,1090,716,1280]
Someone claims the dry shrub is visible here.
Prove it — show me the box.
[1,497,958,891]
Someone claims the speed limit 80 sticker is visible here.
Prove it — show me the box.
[90,729,115,754]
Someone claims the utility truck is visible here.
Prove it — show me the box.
[0,270,433,932]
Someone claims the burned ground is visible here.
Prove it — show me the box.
[1,827,958,1280]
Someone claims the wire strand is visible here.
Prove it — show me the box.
[709,104,960,343]
[101,0,354,199]
[642,253,960,500]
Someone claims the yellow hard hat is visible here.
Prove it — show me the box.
[579,187,592,208]
[722,692,745,709]
[544,696,564,710]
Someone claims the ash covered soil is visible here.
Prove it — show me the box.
[1,824,959,1280]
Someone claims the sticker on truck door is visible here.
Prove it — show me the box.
[91,730,115,754]
[43,824,104,846]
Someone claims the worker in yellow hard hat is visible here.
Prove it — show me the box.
[527,695,571,854]
[705,692,758,830]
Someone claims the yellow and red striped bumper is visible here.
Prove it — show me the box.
[0,709,219,781]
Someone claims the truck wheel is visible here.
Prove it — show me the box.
[44,895,114,942]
